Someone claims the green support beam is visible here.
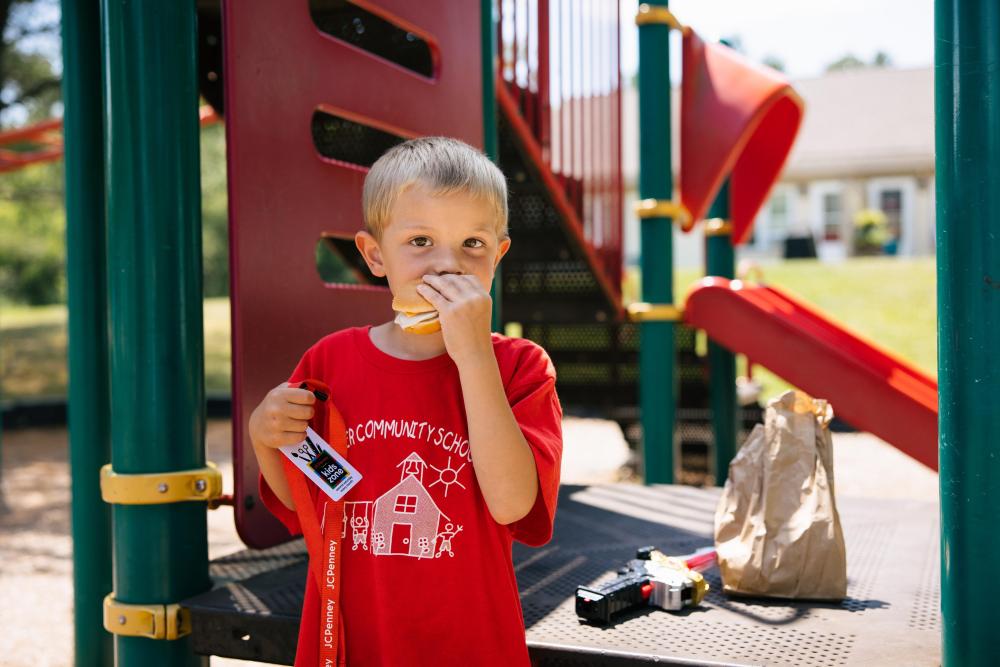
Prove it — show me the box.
[482,0,503,332]
[61,0,113,664]
[637,2,676,483]
[935,1,1000,663]
[100,2,209,664]
[705,181,737,485]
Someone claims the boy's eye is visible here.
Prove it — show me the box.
[465,238,486,248]
[410,237,431,247]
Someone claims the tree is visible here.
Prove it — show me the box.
[825,53,866,72]
[1,0,61,128]
[872,50,893,68]
[762,55,785,73]
[825,51,894,74]
[0,0,63,305]
[0,158,64,305]
[720,35,744,54]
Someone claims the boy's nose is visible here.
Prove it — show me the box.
[430,247,466,276]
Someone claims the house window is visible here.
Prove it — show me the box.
[769,191,789,237]
[821,192,842,240]
[394,495,417,514]
[880,189,902,240]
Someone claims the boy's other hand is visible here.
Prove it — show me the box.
[248,383,317,450]
[418,274,494,365]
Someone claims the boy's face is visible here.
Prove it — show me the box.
[355,184,511,302]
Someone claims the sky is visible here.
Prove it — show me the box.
[6,0,936,125]
[620,0,935,80]
[21,0,938,82]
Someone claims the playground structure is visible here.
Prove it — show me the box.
[0,106,220,173]
[33,0,997,664]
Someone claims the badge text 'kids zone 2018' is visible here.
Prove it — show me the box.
[281,427,362,501]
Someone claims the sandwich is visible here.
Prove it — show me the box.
[392,285,441,334]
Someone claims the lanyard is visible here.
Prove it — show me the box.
[281,379,348,667]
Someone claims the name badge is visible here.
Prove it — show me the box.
[280,426,362,501]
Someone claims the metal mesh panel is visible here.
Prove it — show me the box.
[908,526,941,632]
[529,324,613,350]
[617,364,639,382]
[505,263,600,295]
[554,364,618,385]
[509,188,564,232]
[516,489,938,666]
[197,7,225,115]
[311,110,406,167]
[616,322,640,351]
[309,0,433,77]
[499,113,616,323]
[188,487,939,666]
[209,539,307,585]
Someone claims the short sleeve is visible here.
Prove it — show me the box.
[259,474,303,535]
[257,341,322,536]
[506,343,563,547]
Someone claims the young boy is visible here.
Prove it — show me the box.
[249,136,563,666]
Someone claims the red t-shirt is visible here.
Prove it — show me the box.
[260,325,563,666]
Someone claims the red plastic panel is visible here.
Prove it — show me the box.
[223,0,483,547]
[680,30,804,244]
[684,278,938,471]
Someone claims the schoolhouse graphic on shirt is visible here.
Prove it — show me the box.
[342,451,464,560]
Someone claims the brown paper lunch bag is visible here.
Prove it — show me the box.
[714,390,847,599]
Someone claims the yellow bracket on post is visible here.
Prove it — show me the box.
[635,198,693,230]
[627,302,685,322]
[100,462,222,505]
[704,218,734,237]
[635,4,685,31]
[103,594,191,640]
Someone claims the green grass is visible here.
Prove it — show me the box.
[1,297,233,400]
[1,258,936,403]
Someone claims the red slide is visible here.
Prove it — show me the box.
[684,277,938,471]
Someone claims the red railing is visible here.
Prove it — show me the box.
[0,106,221,174]
[498,0,624,294]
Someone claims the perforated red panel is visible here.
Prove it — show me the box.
[223,0,483,547]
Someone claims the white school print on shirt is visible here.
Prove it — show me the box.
[342,451,466,560]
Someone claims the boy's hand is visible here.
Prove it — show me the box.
[417,274,494,365]
[248,383,316,450]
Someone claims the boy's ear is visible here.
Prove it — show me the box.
[355,230,386,278]
[494,237,512,270]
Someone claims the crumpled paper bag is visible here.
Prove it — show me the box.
[714,390,847,599]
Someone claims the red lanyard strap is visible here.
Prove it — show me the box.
[281,379,348,666]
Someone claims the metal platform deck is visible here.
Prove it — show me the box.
[184,484,941,666]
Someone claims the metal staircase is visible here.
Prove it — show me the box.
[494,2,760,474]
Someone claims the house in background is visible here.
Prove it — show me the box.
[622,66,935,268]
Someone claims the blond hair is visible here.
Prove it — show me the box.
[362,136,509,241]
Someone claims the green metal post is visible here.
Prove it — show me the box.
[935,1,1000,663]
[705,181,737,485]
[637,2,676,483]
[101,2,209,664]
[482,0,503,333]
[61,0,113,664]
[481,0,498,162]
